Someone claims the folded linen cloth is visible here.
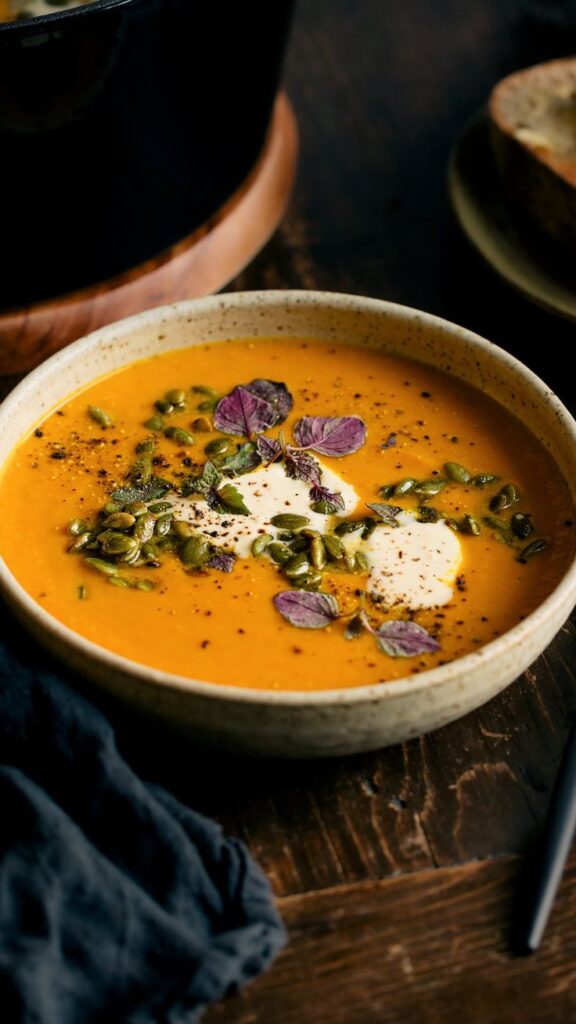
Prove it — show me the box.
[0,619,286,1023]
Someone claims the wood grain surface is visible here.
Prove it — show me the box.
[2,1,576,1021]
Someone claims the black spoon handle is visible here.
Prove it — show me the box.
[523,718,576,953]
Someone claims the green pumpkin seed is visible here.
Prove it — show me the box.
[155,399,175,415]
[276,531,294,542]
[88,405,114,429]
[130,456,152,486]
[471,473,499,488]
[490,483,520,513]
[483,515,512,540]
[323,534,346,560]
[148,501,173,514]
[136,439,156,456]
[344,551,357,572]
[143,414,165,432]
[191,417,211,432]
[103,500,124,515]
[172,520,193,540]
[108,576,131,589]
[288,536,309,553]
[267,542,293,564]
[84,556,120,576]
[417,506,440,523]
[300,571,323,591]
[68,532,92,552]
[251,534,272,557]
[301,528,321,539]
[393,478,418,496]
[444,462,472,484]
[125,501,149,517]
[271,513,310,531]
[103,512,136,530]
[205,437,235,458]
[141,540,159,558]
[414,478,447,498]
[180,535,210,568]
[379,484,396,499]
[155,513,173,537]
[117,539,142,563]
[134,514,156,543]
[100,532,138,556]
[284,553,310,578]
[460,514,481,536]
[68,518,87,536]
[197,399,219,412]
[310,537,326,570]
[355,551,370,571]
[134,579,156,592]
[445,518,460,532]
[511,513,534,539]
[310,499,336,514]
[517,538,547,563]
[166,388,186,406]
[164,426,195,446]
[77,584,87,600]
[334,520,364,537]
[191,385,219,398]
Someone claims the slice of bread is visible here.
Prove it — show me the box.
[489,57,576,246]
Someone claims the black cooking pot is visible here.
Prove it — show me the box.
[0,0,294,308]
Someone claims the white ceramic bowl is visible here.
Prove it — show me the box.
[1,291,575,757]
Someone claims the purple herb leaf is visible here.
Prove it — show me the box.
[205,550,236,573]
[245,379,293,422]
[375,620,440,657]
[366,503,403,526]
[273,590,339,629]
[284,447,322,485]
[293,416,367,457]
[257,435,283,463]
[380,432,397,449]
[213,385,277,437]
[309,484,346,512]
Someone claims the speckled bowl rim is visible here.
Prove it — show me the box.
[1,289,576,708]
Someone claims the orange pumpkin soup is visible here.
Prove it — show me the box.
[0,338,573,691]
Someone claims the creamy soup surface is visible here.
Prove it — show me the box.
[0,337,573,692]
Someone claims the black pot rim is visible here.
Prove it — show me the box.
[0,0,136,32]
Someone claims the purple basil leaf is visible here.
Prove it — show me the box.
[257,435,283,463]
[380,432,397,449]
[213,386,277,437]
[284,447,322,485]
[293,415,367,457]
[309,484,346,511]
[375,620,440,657]
[366,503,402,526]
[273,590,339,629]
[245,379,293,422]
[205,550,236,573]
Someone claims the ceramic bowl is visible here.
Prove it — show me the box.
[1,291,575,757]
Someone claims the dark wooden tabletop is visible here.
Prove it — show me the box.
[196,2,576,1020]
[5,2,576,1021]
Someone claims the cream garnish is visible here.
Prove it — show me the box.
[170,463,462,610]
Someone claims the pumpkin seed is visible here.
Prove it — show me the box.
[251,534,272,556]
[117,539,142,563]
[511,513,534,539]
[393,478,418,496]
[205,437,234,458]
[68,518,87,536]
[323,534,346,560]
[143,415,165,432]
[271,513,310,530]
[77,584,87,600]
[134,579,156,592]
[483,515,512,540]
[103,500,123,515]
[417,506,440,523]
[288,536,309,553]
[517,538,547,563]
[130,456,152,485]
[148,501,173,514]
[155,514,173,537]
[84,556,120,576]
[300,571,323,591]
[310,537,326,570]
[155,399,174,415]
[88,405,114,429]
[267,542,293,564]
[460,514,481,536]
[444,462,472,484]
[68,532,91,552]
[136,439,156,455]
[355,551,370,571]
[180,535,210,568]
[334,520,365,537]
[103,512,136,530]
[108,576,130,589]
[125,501,148,517]
[191,417,212,432]
[197,399,219,412]
[172,520,193,540]
[490,483,520,513]
[191,385,219,398]
[414,478,447,498]
[310,499,336,514]
[471,473,499,488]
[284,553,310,578]
[100,532,138,556]
[301,528,321,539]
[164,426,195,446]
[166,389,186,406]
[133,514,156,543]
[379,484,396,499]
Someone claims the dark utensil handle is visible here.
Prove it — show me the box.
[523,717,576,952]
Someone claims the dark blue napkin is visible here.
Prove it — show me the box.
[0,620,286,1023]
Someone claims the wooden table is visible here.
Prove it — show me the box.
[5,1,576,1020]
